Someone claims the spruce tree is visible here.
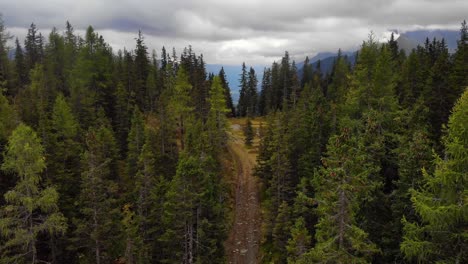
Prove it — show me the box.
[126,106,145,190]
[0,15,11,93]
[244,118,254,147]
[169,66,194,150]
[286,217,311,263]
[449,20,468,106]
[259,67,272,115]
[0,124,67,263]
[237,62,248,116]
[24,23,43,70]
[207,76,229,152]
[75,124,121,263]
[134,30,150,110]
[218,67,235,117]
[247,67,258,116]
[14,38,28,90]
[401,89,468,263]
[300,127,379,263]
[47,94,81,217]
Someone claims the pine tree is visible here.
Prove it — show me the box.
[0,91,17,141]
[218,67,235,117]
[301,56,312,88]
[449,20,468,106]
[24,23,43,70]
[75,124,122,263]
[45,93,82,262]
[0,15,12,93]
[169,67,194,151]
[286,217,311,263]
[259,67,272,115]
[131,125,166,263]
[44,28,66,96]
[244,118,254,147]
[0,91,17,200]
[126,106,145,190]
[134,31,150,110]
[69,26,114,127]
[207,76,229,152]
[0,124,67,263]
[47,94,81,217]
[237,62,248,116]
[247,67,258,116]
[146,51,159,112]
[301,127,379,263]
[272,201,292,263]
[401,89,468,263]
[160,154,202,263]
[14,38,28,90]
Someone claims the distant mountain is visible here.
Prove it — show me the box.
[205,64,265,103]
[396,34,419,54]
[401,29,458,52]
[296,51,357,77]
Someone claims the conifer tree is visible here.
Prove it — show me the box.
[247,67,258,116]
[75,123,121,263]
[207,76,229,152]
[0,15,11,92]
[126,106,145,189]
[286,217,311,263]
[160,154,203,263]
[134,31,149,110]
[401,89,468,263]
[0,91,17,198]
[272,201,292,263]
[14,38,27,90]
[0,124,67,263]
[47,94,81,217]
[259,68,272,115]
[449,20,468,106]
[169,67,194,150]
[300,127,379,263]
[244,118,254,147]
[0,91,17,142]
[24,23,43,70]
[218,67,235,117]
[237,62,249,116]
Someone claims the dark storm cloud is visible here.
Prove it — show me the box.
[0,0,466,64]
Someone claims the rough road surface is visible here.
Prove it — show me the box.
[225,123,261,264]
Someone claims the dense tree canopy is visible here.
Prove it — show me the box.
[0,16,466,264]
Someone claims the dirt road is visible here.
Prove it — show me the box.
[225,123,261,264]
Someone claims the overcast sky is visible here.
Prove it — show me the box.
[1,0,466,65]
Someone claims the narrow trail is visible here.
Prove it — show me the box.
[225,123,261,264]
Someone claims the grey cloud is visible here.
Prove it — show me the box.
[0,0,466,65]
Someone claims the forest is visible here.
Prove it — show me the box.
[0,14,466,264]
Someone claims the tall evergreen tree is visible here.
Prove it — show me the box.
[14,38,27,90]
[401,89,468,263]
[247,67,258,116]
[126,106,145,190]
[24,23,43,70]
[134,31,150,110]
[75,123,122,263]
[299,127,379,263]
[237,62,248,116]
[0,124,67,263]
[449,20,468,106]
[207,76,229,152]
[218,67,235,117]
[169,67,194,151]
[0,15,11,92]
[259,67,272,115]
